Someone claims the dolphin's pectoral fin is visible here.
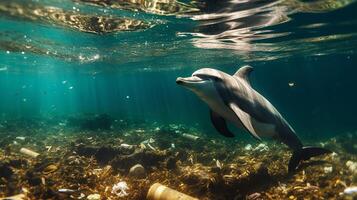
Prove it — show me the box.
[228,103,262,141]
[210,110,235,138]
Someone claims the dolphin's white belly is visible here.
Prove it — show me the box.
[199,86,243,128]
[251,117,277,137]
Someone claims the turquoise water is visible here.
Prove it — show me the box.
[1,0,356,140]
[0,0,357,199]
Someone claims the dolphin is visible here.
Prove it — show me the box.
[176,66,331,172]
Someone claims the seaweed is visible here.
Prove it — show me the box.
[0,118,356,199]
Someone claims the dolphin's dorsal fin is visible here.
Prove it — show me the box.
[234,65,253,83]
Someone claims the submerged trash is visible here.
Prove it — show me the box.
[244,144,253,151]
[254,143,269,152]
[213,159,223,169]
[343,186,357,195]
[129,164,146,179]
[112,181,129,197]
[43,164,58,175]
[324,166,333,173]
[141,138,157,151]
[87,194,101,200]
[346,160,357,174]
[120,143,135,150]
[15,136,26,141]
[0,194,26,200]
[247,192,261,200]
[182,133,200,141]
[20,148,40,158]
[0,120,355,199]
[147,183,198,200]
[58,188,76,193]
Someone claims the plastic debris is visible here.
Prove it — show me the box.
[129,164,146,179]
[15,136,26,141]
[78,193,86,199]
[213,159,223,169]
[0,194,26,200]
[182,133,200,141]
[87,194,101,200]
[343,186,357,195]
[43,164,58,175]
[141,138,156,151]
[58,188,76,193]
[254,143,269,152]
[346,160,357,173]
[244,144,253,151]
[247,192,261,200]
[330,152,338,160]
[112,181,129,197]
[120,143,134,149]
[20,148,39,158]
[324,166,333,173]
[147,183,198,200]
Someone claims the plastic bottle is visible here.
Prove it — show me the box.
[182,133,200,141]
[20,148,39,158]
[147,183,198,200]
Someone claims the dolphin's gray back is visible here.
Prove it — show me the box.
[215,72,303,150]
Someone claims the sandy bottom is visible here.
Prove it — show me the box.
[0,118,356,200]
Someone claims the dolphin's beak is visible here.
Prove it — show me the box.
[176,76,203,85]
[176,77,184,85]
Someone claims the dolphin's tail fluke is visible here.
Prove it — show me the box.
[288,146,332,172]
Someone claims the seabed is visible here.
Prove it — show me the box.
[0,116,356,200]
